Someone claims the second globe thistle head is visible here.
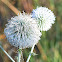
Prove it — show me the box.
[4,12,41,49]
[32,6,56,31]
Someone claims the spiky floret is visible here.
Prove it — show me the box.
[32,7,55,31]
[4,12,41,49]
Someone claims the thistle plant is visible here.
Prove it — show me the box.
[4,12,41,49]
[32,6,55,31]
[4,12,41,62]
[0,6,55,62]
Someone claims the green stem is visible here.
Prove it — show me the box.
[18,49,21,62]
[0,46,15,62]
[18,49,24,62]
[26,45,35,62]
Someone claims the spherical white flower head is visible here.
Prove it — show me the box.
[4,12,41,49]
[32,7,55,31]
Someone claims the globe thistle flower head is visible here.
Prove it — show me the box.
[4,12,41,49]
[32,6,56,31]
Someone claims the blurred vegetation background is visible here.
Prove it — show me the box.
[0,0,62,62]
